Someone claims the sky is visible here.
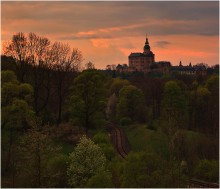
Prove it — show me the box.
[1,1,219,69]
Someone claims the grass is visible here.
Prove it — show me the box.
[123,124,170,159]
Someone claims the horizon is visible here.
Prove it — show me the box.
[1,1,219,69]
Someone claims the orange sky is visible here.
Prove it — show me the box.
[1,1,219,69]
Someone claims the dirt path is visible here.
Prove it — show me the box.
[106,123,130,159]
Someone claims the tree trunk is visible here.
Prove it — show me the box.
[5,130,13,174]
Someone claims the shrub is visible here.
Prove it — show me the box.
[93,132,109,144]
[193,159,219,182]
[93,132,116,161]
[120,117,132,126]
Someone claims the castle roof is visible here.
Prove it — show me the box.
[171,66,195,72]
[129,52,143,57]
[129,51,154,57]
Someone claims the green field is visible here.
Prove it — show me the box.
[123,123,215,162]
[123,124,170,158]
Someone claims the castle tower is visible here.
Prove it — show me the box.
[128,34,155,72]
[143,34,151,54]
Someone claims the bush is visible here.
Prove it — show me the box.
[193,159,219,182]
[93,132,109,144]
[53,123,82,143]
[93,132,116,161]
[85,171,113,188]
[147,120,157,131]
[120,117,132,126]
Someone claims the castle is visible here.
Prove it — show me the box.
[128,35,155,72]
[106,35,207,75]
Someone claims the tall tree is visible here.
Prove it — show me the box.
[1,70,34,185]
[205,75,219,135]
[161,80,188,135]
[122,151,187,188]
[3,32,29,82]
[17,125,64,187]
[116,85,147,123]
[51,42,83,125]
[3,32,83,122]
[69,70,106,132]
[26,32,52,115]
[160,80,188,187]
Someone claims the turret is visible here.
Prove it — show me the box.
[143,34,151,54]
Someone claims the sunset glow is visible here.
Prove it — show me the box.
[1,1,219,69]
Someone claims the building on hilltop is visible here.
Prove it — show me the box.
[170,61,207,75]
[106,35,207,76]
[171,61,195,75]
[128,35,155,72]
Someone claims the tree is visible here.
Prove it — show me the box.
[193,159,219,183]
[93,132,116,161]
[116,85,147,123]
[189,87,211,132]
[130,77,165,120]
[51,42,83,125]
[16,125,64,187]
[109,77,130,96]
[122,151,187,188]
[161,80,188,134]
[3,32,83,123]
[205,75,219,135]
[67,136,110,187]
[3,32,29,82]
[85,171,113,188]
[1,70,34,183]
[85,61,95,70]
[160,80,189,187]
[69,70,106,132]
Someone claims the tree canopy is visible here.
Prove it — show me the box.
[67,135,110,187]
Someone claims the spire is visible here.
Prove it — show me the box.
[189,62,192,67]
[143,34,150,53]
[179,60,182,66]
[145,35,149,45]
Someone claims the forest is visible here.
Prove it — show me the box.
[1,32,219,188]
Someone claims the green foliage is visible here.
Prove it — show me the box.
[1,70,18,84]
[122,152,187,188]
[109,77,130,96]
[119,117,132,126]
[1,70,34,130]
[124,124,169,159]
[193,159,219,183]
[69,70,107,130]
[93,132,109,144]
[147,120,157,130]
[117,85,147,123]
[17,126,64,187]
[67,135,109,187]
[161,80,188,134]
[205,75,219,134]
[47,154,69,187]
[93,132,116,161]
[18,83,33,104]
[2,99,34,130]
[85,171,114,188]
[205,74,219,94]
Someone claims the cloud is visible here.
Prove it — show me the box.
[2,1,218,39]
[1,1,219,68]
[155,41,171,48]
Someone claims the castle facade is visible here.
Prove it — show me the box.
[128,35,155,72]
